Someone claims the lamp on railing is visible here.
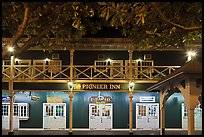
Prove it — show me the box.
[67,81,74,90]
[44,58,50,62]
[106,58,112,63]
[129,81,135,91]
[14,58,20,64]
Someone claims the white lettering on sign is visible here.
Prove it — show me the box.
[140,96,155,102]
[81,84,121,90]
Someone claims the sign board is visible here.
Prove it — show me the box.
[140,96,155,102]
[47,97,63,103]
[89,95,112,104]
[2,96,10,102]
[74,83,121,90]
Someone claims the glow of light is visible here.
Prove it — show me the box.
[8,47,14,52]
[68,81,73,89]
[44,58,50,62]
[14,58,20,63]
[136,58,142,62]
[106,58,112,63]
[129,81,135,90]
[186,50,197,62]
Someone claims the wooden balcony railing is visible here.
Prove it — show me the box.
[2,64,180,81]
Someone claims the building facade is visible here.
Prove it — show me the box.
[2,38,202,134]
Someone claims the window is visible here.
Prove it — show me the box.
[52,53,59,59]
[14,104,18,116]
[56,105,64,116]
[91,105,99,116]
[144,54,152,60]
[2,104,9,116]
[2,103,29,120]
[94,60,108,73]
[148,105,157,116]
[97,54,105,60]
[138,105,146,116]
[45,105,54,116]
[48,60,62,74]
[33,60,46,77]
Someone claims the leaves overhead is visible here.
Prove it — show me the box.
[2,2,202,57]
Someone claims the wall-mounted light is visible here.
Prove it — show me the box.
[129,81,135,91]
[136,58,142,62]
[8,46,14,53]
[106,58,112,63]
[44,58,50,62]
[186,50,197,62]
[67,81,73,90]
[14,58,20,63]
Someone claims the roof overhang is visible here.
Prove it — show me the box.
[2,38,202,51]
[146,58,202,92]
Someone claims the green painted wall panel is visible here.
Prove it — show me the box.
[165,93,184,128]
[2,91,184,129]
[72,92,129,128]
[13,91,70,128]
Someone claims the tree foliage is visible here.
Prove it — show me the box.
[2,2,202,57]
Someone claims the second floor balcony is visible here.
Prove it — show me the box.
[2,59,180,83]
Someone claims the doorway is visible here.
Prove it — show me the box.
[181,103,202,130]
[89,103,113,130]
[136,103,159,130]
[43,103,66,130]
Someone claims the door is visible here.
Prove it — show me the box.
[138,60,154,79]
[2,103,19,130]
[136,103,159,130]
[110,60,123,78]
[43,103,66,130]
[33,60,46,78]
[89,103,112,130]
[17,60,32,78]
[182,103,202,130]
[125,60,138,79]
[48,60,62,74]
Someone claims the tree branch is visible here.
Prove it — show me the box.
[14,15,58,56]
[2,3,30,58]
[10,3,30,46]
[151,2,202,31]
[2,3,68,58]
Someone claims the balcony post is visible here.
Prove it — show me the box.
[8,55,14,135]
[128,47,134,135]
[69,49,74,135]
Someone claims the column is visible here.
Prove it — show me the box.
[159,93,165,135]
[177,78,201,135]
[128,48,134,135]
[187,109,195,135]
[69,91,73,135]
[129,92,133,135]
[8,55,14,135]
[69,49,74,135]
[128,48,133,80]
[159,91,165,135]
